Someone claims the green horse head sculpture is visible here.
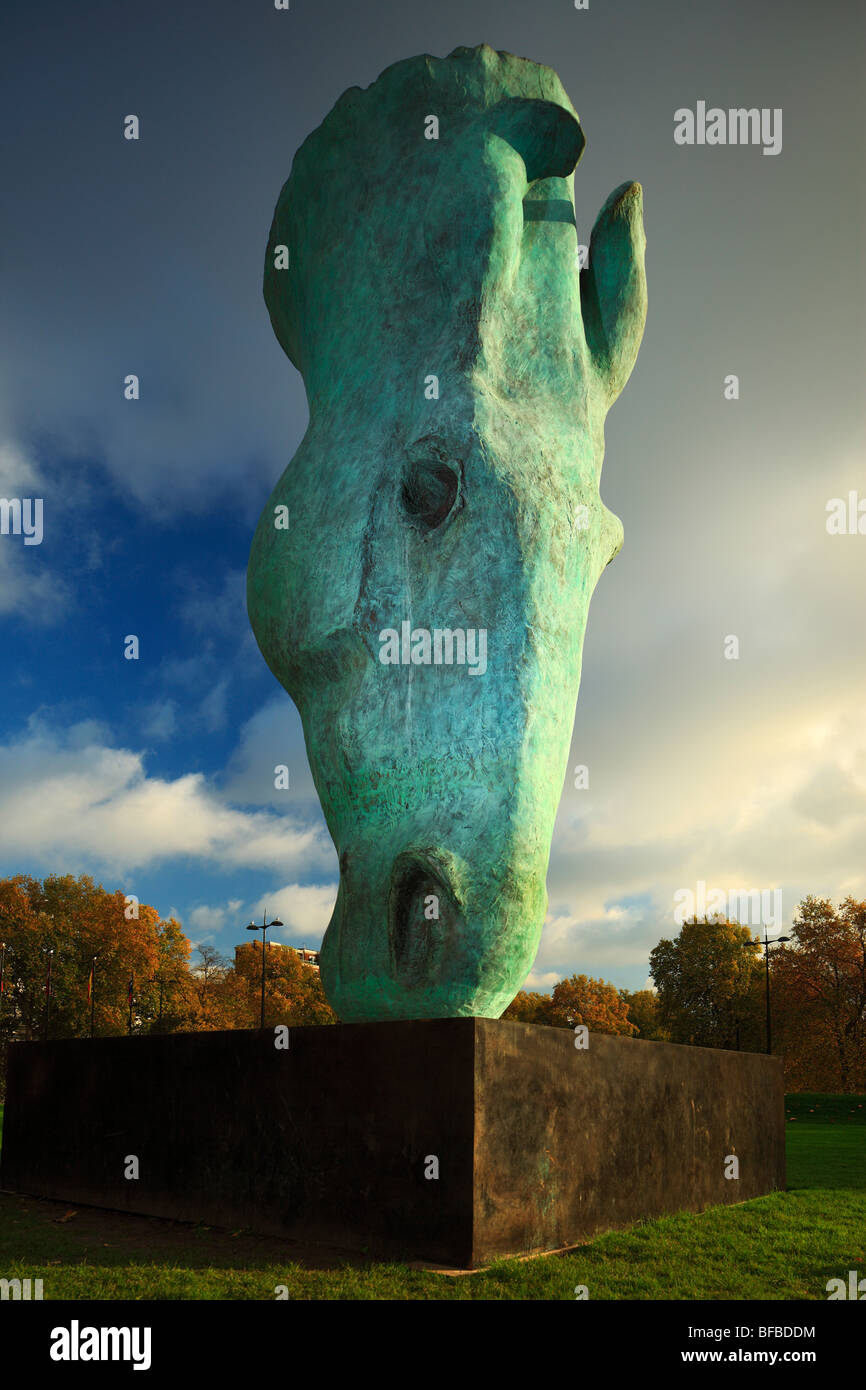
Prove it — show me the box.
[248,45,647,1021]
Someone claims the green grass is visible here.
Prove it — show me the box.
[0,1096,863,1300]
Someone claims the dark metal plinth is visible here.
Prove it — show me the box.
[0,1020,785,1267]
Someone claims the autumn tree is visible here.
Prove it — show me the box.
[0,875,340,1099]
[0,874,195,1096]
[503,976,636,1035]
[231,942,337,1027]
[143,915,195,1033]
[619,988,669,1041]
[0,874,191,1040]
[548,974,637,1035]
[502,990,556,1025]
[185,946,246,1031]
[649,917,764,1050]
[772,897,866,1091]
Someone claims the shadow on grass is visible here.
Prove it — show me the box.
[0,1191,383,1273]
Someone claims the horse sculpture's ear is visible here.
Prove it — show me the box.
[489,97,585,182]
[580,181,647,405]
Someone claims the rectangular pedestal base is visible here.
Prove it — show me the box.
[0,1020,785,1268]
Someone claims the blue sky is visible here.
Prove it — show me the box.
[1,0,864,992]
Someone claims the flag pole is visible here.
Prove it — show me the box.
[44,948,54,1041]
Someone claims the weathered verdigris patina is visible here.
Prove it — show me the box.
[248,45,647,1021]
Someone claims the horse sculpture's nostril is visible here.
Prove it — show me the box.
[388,852,460,986]
[389,859,438,984]
[402,461,460,530]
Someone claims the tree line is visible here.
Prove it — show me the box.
[0,874,335,1098]
[1,875,863,1096]
[504,897,866,1092]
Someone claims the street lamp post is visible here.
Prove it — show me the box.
[0,942,6,1025]
[759,933,790,1055]
[246,913,283,1028]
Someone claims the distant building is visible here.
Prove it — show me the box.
[294,947,321,975]
[234,942,320,974]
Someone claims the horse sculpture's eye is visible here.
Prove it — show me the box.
[402,461,459,530]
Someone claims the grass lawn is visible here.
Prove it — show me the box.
[0,1094,863,1300]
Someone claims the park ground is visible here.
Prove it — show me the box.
[0,1092,863,1300]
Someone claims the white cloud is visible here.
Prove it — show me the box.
[524,970,559,992]
[183,887,336,954]
[535,692,866,987]
[140,699,178,742]
[0,440,40,492]
[250,882,338,945]
[0,544,71,622]
[220,694,318,806]
[199,676,230,734]
[186,900,246,947]
[0,440,71,623]
[0,717,335,878]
